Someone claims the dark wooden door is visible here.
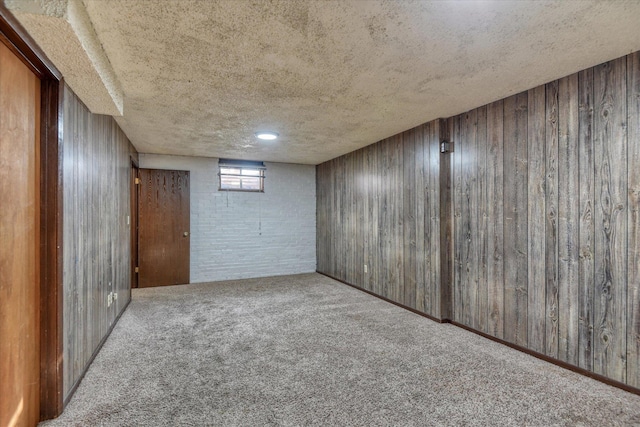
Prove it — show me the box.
[0,41,41,426]
[138,169,190,287]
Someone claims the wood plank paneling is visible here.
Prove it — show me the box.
[316,120,442,319]
[317,50,640,389]
[527,85,546,354]
[62,85,137,399]
[369,145,379,294]
[628,51,640,389]
[476,106,488,334]
[345,152,354,286]
[593,57,627,382]
[379,141,390,298]
[423,125,433,314]
[578,67,595,373]
[546,81,560,358]
[558,74,580,366]
[438,119,453,320]
[415,127,426,312]
[503,92,528,347]
[461,110,477,328]
[449,53,638,387]
[403,129,417,308]
[452,115,463,322]
[428,122,441,319]
[486,100,504,339]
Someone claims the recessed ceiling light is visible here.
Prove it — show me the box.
[255,131,279,140]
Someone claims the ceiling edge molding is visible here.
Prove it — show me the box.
[5,0,123,116]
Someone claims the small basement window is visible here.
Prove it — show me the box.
[218,159,266,192]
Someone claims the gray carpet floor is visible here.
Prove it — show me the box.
[40,273,640,426]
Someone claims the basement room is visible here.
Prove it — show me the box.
[1,0,640,426]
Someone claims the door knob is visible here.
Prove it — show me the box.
[183,231,189,237]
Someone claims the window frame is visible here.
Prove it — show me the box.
[218,159,266,193]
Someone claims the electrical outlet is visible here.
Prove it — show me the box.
[107,292,113,307]
[113,292,118,301]
[364,264,368,273]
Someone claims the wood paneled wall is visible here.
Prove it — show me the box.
[317,120,443,318]
[449,52,640,387]
[317,51,640,388]
[62,85,138,399]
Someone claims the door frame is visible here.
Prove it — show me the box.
[130,158,139,289]
[0,6,64,420]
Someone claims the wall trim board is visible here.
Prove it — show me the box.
[63,298,132,408]
[448,320,640,397]
[0,7,65,420]
[317,272,445,324]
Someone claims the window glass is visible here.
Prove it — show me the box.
[218,161,265,192]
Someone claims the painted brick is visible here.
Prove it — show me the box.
[139,154,316,282]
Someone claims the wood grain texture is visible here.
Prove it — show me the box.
[379,141,391,299]
[316,121,442,319]
[476,106,488,334]
[39,78,63,420]
[2,10,66,418]
[527,85,547,354]
[452,115,463,322]
[450,53,635,384]
[462,110,477,329]
[546,80,560,358]
[317,50,640,389]
[391,137,404,303]
[427,121,441,319]
[503,92,528,347]
[438,119,453,320]
[138,169,190,288]
[628,51,640,388]
[558,74,580,366]
[427,124,438,315]
[62,85,137,399]
[403,128,417,308]
[593,57,627,382]
[578,67,595,372]
[415,126,426,312]
[368,146,379,294]
[0,40,41,427]
[486,101,505,339]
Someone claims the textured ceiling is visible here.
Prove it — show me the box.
[8,0,640,164]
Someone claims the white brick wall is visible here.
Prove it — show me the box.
[139,154,316,283]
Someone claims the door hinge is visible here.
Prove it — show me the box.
[135,267,139,273]
[134,177,140,185]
